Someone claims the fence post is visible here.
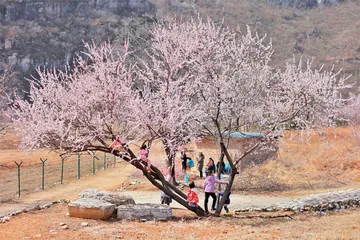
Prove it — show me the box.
[60,156,66,184]
[40,158,47,190]
[104,152,107,170]
[92,151,96,175]
[76,153,81,179]
[15,161,22,197]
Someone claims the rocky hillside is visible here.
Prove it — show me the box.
[267,0,346,8]
[152,0,359,92]
[0,0,153,91]
[0,0,359,94]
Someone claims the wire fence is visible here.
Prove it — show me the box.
[0,152,121,202]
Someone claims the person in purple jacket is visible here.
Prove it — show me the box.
[203,170,228,215]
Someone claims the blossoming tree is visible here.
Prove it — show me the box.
[143,17,352,215]
[11,17,352,217]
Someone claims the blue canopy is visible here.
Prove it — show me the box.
[221,131,263,139]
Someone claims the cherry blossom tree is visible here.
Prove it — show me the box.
[11,16,352,217]
[342,93,360,143]
[11,40,207,216]
[145,17,352,215]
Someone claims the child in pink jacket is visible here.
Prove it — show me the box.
[138,144,151,172]
[203,170,228,214]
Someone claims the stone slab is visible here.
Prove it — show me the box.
[68,198,115,220]
[117,204,172,220]
[79,188,135,206]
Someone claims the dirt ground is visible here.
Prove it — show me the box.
[2,201,360,239]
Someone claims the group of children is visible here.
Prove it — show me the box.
[186,170,232,215]
[109,136,231,215]
[108,135,152,172]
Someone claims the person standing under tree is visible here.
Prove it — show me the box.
[218,191,231,214]
[180,151,189,173]
[205,158,216,175]
[197,152,204,178]
[161,167,174,205]
[203,170,228,215]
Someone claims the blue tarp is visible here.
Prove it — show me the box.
[221,131,263,139]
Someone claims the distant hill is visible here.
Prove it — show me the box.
[153,0,360,93]
[0,0,358,96]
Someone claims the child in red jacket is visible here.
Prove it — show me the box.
[187,181,199,208]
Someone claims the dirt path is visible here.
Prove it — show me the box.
[0,162,133,216]
[120,190,294,211]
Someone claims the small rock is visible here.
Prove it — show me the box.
[62,225,69,230]
[140,218,147,222]
[112,235,123,239]
[49,229,57,234]
[81,222,89,227]
[59,222,66,226]
[23,205,40,212]
[23,237,30,240]
[34,234,42,238]
[66,213,70,216]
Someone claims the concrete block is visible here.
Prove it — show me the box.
[117,204,172,220]
[68,198,115,220]
[79,188,135,206]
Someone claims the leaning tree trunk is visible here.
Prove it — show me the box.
[214,141,262,216]
[214,143,237,216]
[164,142,177,183]
[86,144,206,216]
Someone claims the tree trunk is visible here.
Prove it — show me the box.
[214,141,261,216]
[216,152,225,206]
[164,142,177,183]
[215,143,237,216]
[108,147,206,216]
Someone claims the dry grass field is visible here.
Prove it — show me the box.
[236,127,360,194]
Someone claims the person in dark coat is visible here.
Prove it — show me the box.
[181,151,189,173]
[197,152,205,178]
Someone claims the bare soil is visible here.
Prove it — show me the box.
[2,202,360,239]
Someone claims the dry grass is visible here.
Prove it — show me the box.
[235,127,360,194]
